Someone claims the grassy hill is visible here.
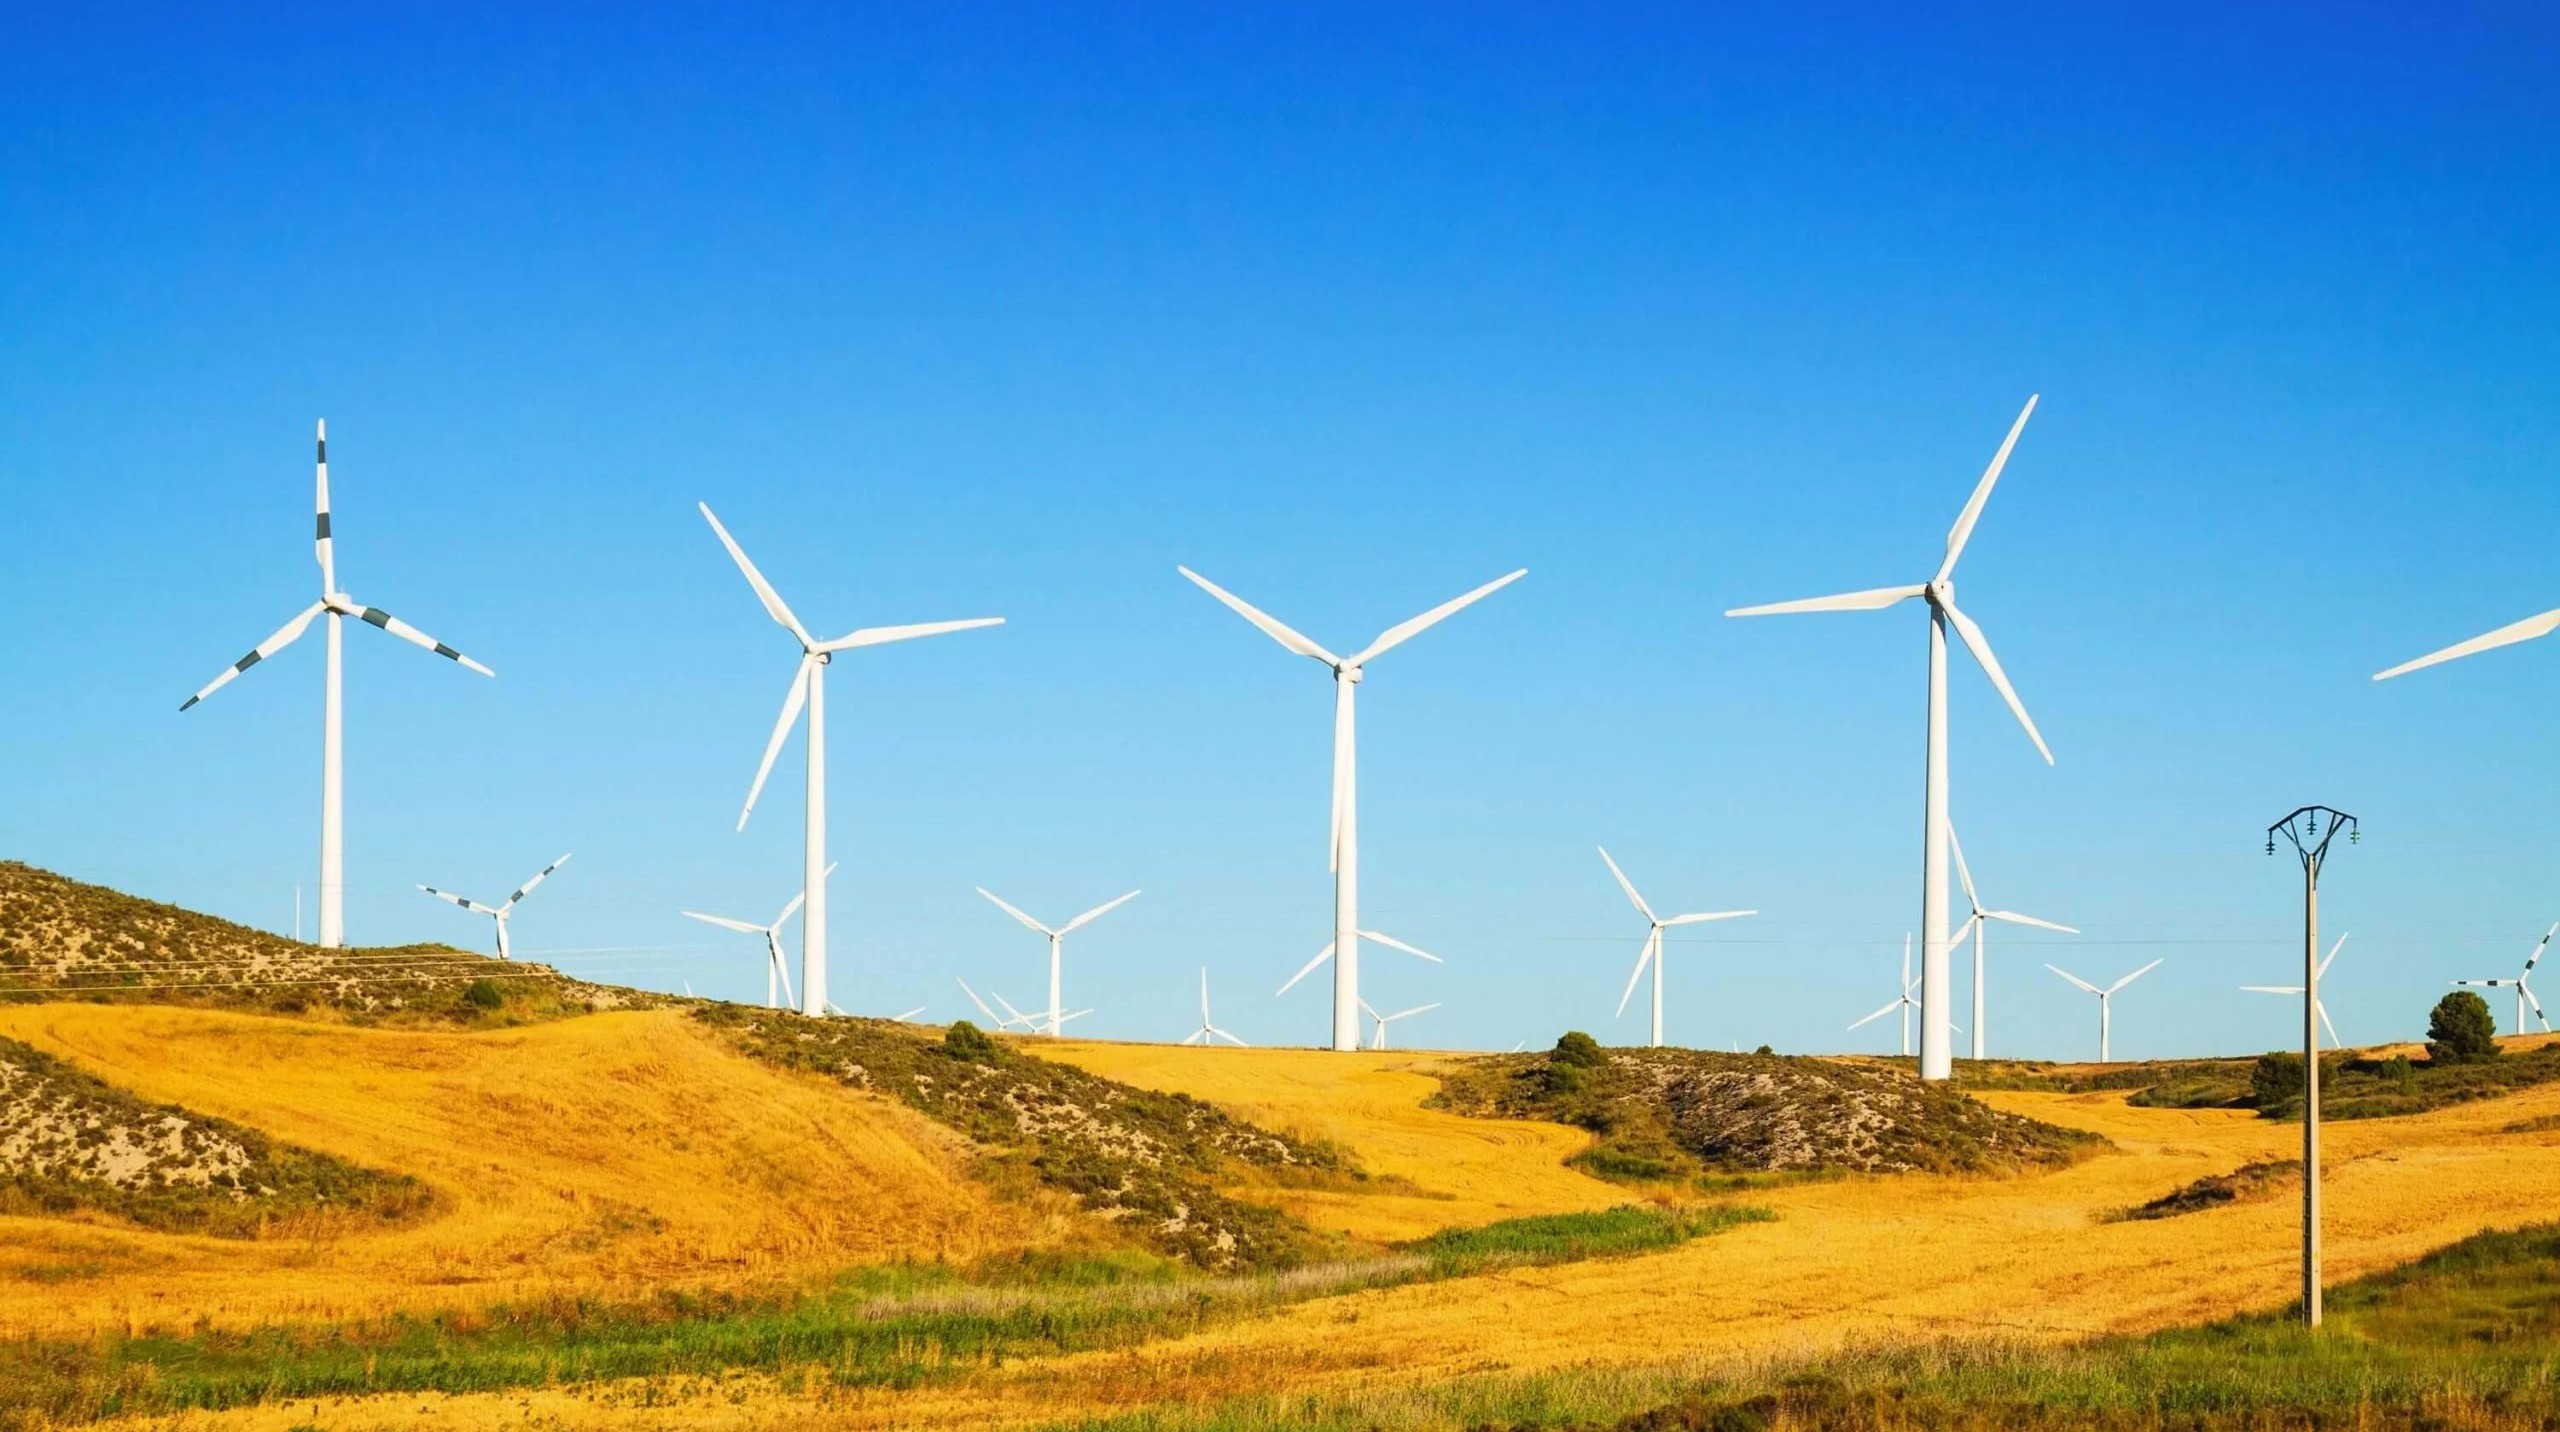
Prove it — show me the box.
[1431,1041,2105,1185]
[1961,1039,2560,1122]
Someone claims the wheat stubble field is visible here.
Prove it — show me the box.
[7,1001,2555,1431]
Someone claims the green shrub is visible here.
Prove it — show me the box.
[462,979,504,1010]
[1552,1030,1605,1068]
[942,1020,1000,1062]
[2428,990,2499,1064]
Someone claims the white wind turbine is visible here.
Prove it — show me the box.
[956,978,1084,1034]
[417,853,571,961]
[1359,998,1440,1050]
[1728,398,2053,1081]
[2452,922,2553,1037]
[1847,934,1965,1056]
[977,888,1139,1036]
[2243,932,2348,1049]
[1948,826,2077,1060]
[182,422,494,947]
[679,861,839,1009]
[1183,969,1248,1046]
[1179,565,1523,1050]
[701,504,1003,1019]
[2047,959,2162,1063]
[1596,847,1755,1048]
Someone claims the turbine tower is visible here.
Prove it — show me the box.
[1728,398,2054,1080]
[1948,826,2076,1060]
[1183,969,1248,1046]
[417,853,571,961]
[1359,998,1440,1050]
[182,422,495,947]
[701,504,1003,1019]
[2047,959,2162,1063]
[1596,846,1755,1048]
[680,861,838,1009]
[1178,564,1523,1050]
[2452,922,2553,1036]
[2243,932,2349,1048]
[976,887,1139,1035]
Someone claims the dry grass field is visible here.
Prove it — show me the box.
[0,1003,1051,1338]
[78,1032,2560,1432]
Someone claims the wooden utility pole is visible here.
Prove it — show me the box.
[2269,805,2355,1329]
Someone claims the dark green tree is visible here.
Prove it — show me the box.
[1551,1031,1605,1068]
[943,1019,1001,1063]
[2426,990,2500,1064]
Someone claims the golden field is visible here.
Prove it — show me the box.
[7,1009,2557,1431]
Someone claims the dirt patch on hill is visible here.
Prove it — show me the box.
[0,1034,432,1237]
[1431,1044,2106,1184]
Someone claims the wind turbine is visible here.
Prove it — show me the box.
[956,978,1084,1033]
[1359,998,1440,1050]
[1183,969,1248,1046]
[1179,564,1522,1050]
[976,887,1139,1035]
[1848,934,1964,1056]
[182,422,494,947]
[701,503,1003,1019]
[417,853,571,961]
[2047,959,2162,1063]
[825,999,928,1020]
[2243,932,2348,1049]
[1948,826,2077,1060]
[1596,846,1755,1048]
[1728,398,2053,1081]
[679,861,838,1009]
[2452,922,2553,1037]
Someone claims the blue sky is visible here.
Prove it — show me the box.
[4,4,2558,1059]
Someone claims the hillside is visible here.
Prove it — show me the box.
[0,861,639,1023]
[1961,1036,2560,1122]
[1431,1041,2105,1183]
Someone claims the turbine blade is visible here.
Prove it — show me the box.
[699,503,813,648]
[775,947,796,1009]
[1936,395,2039,583]
[1358,997,1381,1020]
[1213,1028,1249,1047]
[894,1006,926,1022]
[1949,824,1982,913]
[1198,967,1212,1024]
[1662,909,1755,927]
[772,862,835,928]
[2524,923,2556,976]
[1942,601,2052,765]
[2524,984,2548,1031]
[1847,997,1903,1031]
[820,618,1005,653]
[1346,568,1528,666]
[182,602,329,710]
[2374,605,2560,681]
[1177,566,1338,664]
[1615,932,1656,1018]
[2318,931,2349,978]
[419,886,500,916]
[503,853,572,909]
[682,910,767,934]
[976,887,1054,936]
[345,601,496,677]
[1276,942,1333,996]
[1595,846,1656,923]
[1725,584,1926,618]
[2046,964,2104,996]
[1059,889,1140,934]
[739,655,815,830]
[1985,910,2078,935]
[2239,985,2303,995]
[954,978,1002,1024]
[2318,1001,2341,1049]
[2106,959,2165,995]
[1055,1009,1093,1024]
[1181,1029,1205,1045]
[1358,930,1443,962]
[313,420,336,593]
[1384,1003,1440,1022]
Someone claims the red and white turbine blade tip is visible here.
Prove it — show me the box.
[1177,566,1338,664]
[1936,394,2039,583]
[739,655,814,831]
[1942,602,2052,764]
[699,503,814,648]
[1348,568,1527,666]
[180,601,328,710]
[349,603,495,677]
[1725,584,1925,618]
[2375,606,2560,681]
[1596,846,1655,923]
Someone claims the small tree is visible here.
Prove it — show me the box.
[943,1019,1001,1063]
[2426,991,2499,1064]
[462,979,504,1011]
[1552,1031,1604,1068]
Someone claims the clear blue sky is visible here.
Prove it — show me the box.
[5,4,2558,1059]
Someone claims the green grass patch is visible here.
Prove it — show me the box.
[0,1207,1769,1428]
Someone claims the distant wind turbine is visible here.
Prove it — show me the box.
[1848,934,1962,1056]
[1596,846,1754,1048]
[680,861,838,1009]
[2243,933,2348,1048]
[1182,969,1247,1046]
[955,978,1040,1031]
[2047,959,2162,1063]
[1948,826,2076,1060]
[1729,398,2054,1081]
[1179,564,1522,1050]
[183,422,495,947]
[976,887,1139,1035]
[2452,922,2553,1036]
[417,853,571,961]
[1359,998,1440,1050]
[701,503,1003,1019]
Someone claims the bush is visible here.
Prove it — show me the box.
[1552,1031,1605,1068]
[2250,1050,2305,1109]
[462,979,503,1010]
[942,1020,1000,1062]
[2428,991,2499,1064]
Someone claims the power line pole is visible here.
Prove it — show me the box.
[2268,804,2355,1329]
